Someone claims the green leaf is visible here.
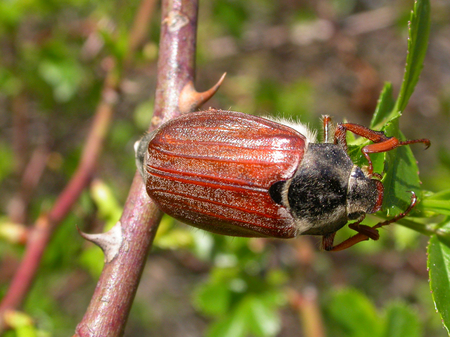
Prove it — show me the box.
[427,235,450,335]
[355,0,430,218]
[206,304,248,337]
[205,296,280,337]
[4,310,34,329]
[370,82,395,129]
[38,58,84,102]
[396,218,435,237]
[421,199,450,216]
[425,189,450,200]
[383,302,421,337]
[0,1,23,28]
[348,144,385,177]
[0,141,14,183]
[246,296,281,337]
[78,246,104,278]
[90,180,122,230]
[393,225,420,250]
[0,67,22,96]
[193,278,231,316]
[3,310,39,337]
[274,80,315,121]
[327,289,382,337]
[133,99,155,130]
[212,0,248,38]
[16,325,38,337]
[393,0,431,115]
[381,118,423,216]
[153,228,193,249]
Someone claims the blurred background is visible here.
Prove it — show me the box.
[0,0,449,336]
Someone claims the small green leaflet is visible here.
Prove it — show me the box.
[394,0,431,115]
[427,234,450,335]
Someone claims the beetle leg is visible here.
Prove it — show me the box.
[322,115,333,143]
[371,191,417,231]
[323,232,370,252]
[324,192,417,251]
[348,223,380,240]
[321,232,337,251]
[322,216,371,252]
[335,123,430,177]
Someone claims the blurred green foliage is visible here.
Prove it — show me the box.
[1,0,450,336]
[325,289,422,337]
[192,237,287,337]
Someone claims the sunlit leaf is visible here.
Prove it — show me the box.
[246,296,280,337]
[90,179,122,230]
[370,82,395,129]
[383,302,422,337]
[38,58,84,102]
[212,0,248,38]
[193,273,231,316]
[394,0,431,115]
[327,289,382,337]
[421,199,450,216]
[381,119,423,216]
[206,305,247,337]
[0,141,14,183]
[428,234,450,335]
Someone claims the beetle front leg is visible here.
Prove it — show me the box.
[335,123,430,177]
[322,232,371,252]
[322,115,333,143]
[323,219,381,252]
[321,216,371,252]
[322,192,417,252]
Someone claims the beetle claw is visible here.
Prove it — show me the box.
[178,72,226,113]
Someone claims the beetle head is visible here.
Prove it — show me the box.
[134,131,156,179]
[346,166,384,219]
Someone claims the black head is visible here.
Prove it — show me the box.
[135,131,157,179]
[346,166,384,219]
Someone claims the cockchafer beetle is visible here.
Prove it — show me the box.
[135,109,430,251]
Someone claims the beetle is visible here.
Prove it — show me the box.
[135,109,429,251]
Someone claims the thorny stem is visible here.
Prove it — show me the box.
[74,0,202,336]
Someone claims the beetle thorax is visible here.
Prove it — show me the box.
[283,143,379,236]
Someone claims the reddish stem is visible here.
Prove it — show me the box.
[8,145,49,224]
[126,0,158,64]
[289,288,325,337]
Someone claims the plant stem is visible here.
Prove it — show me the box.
[74,0,200,335]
